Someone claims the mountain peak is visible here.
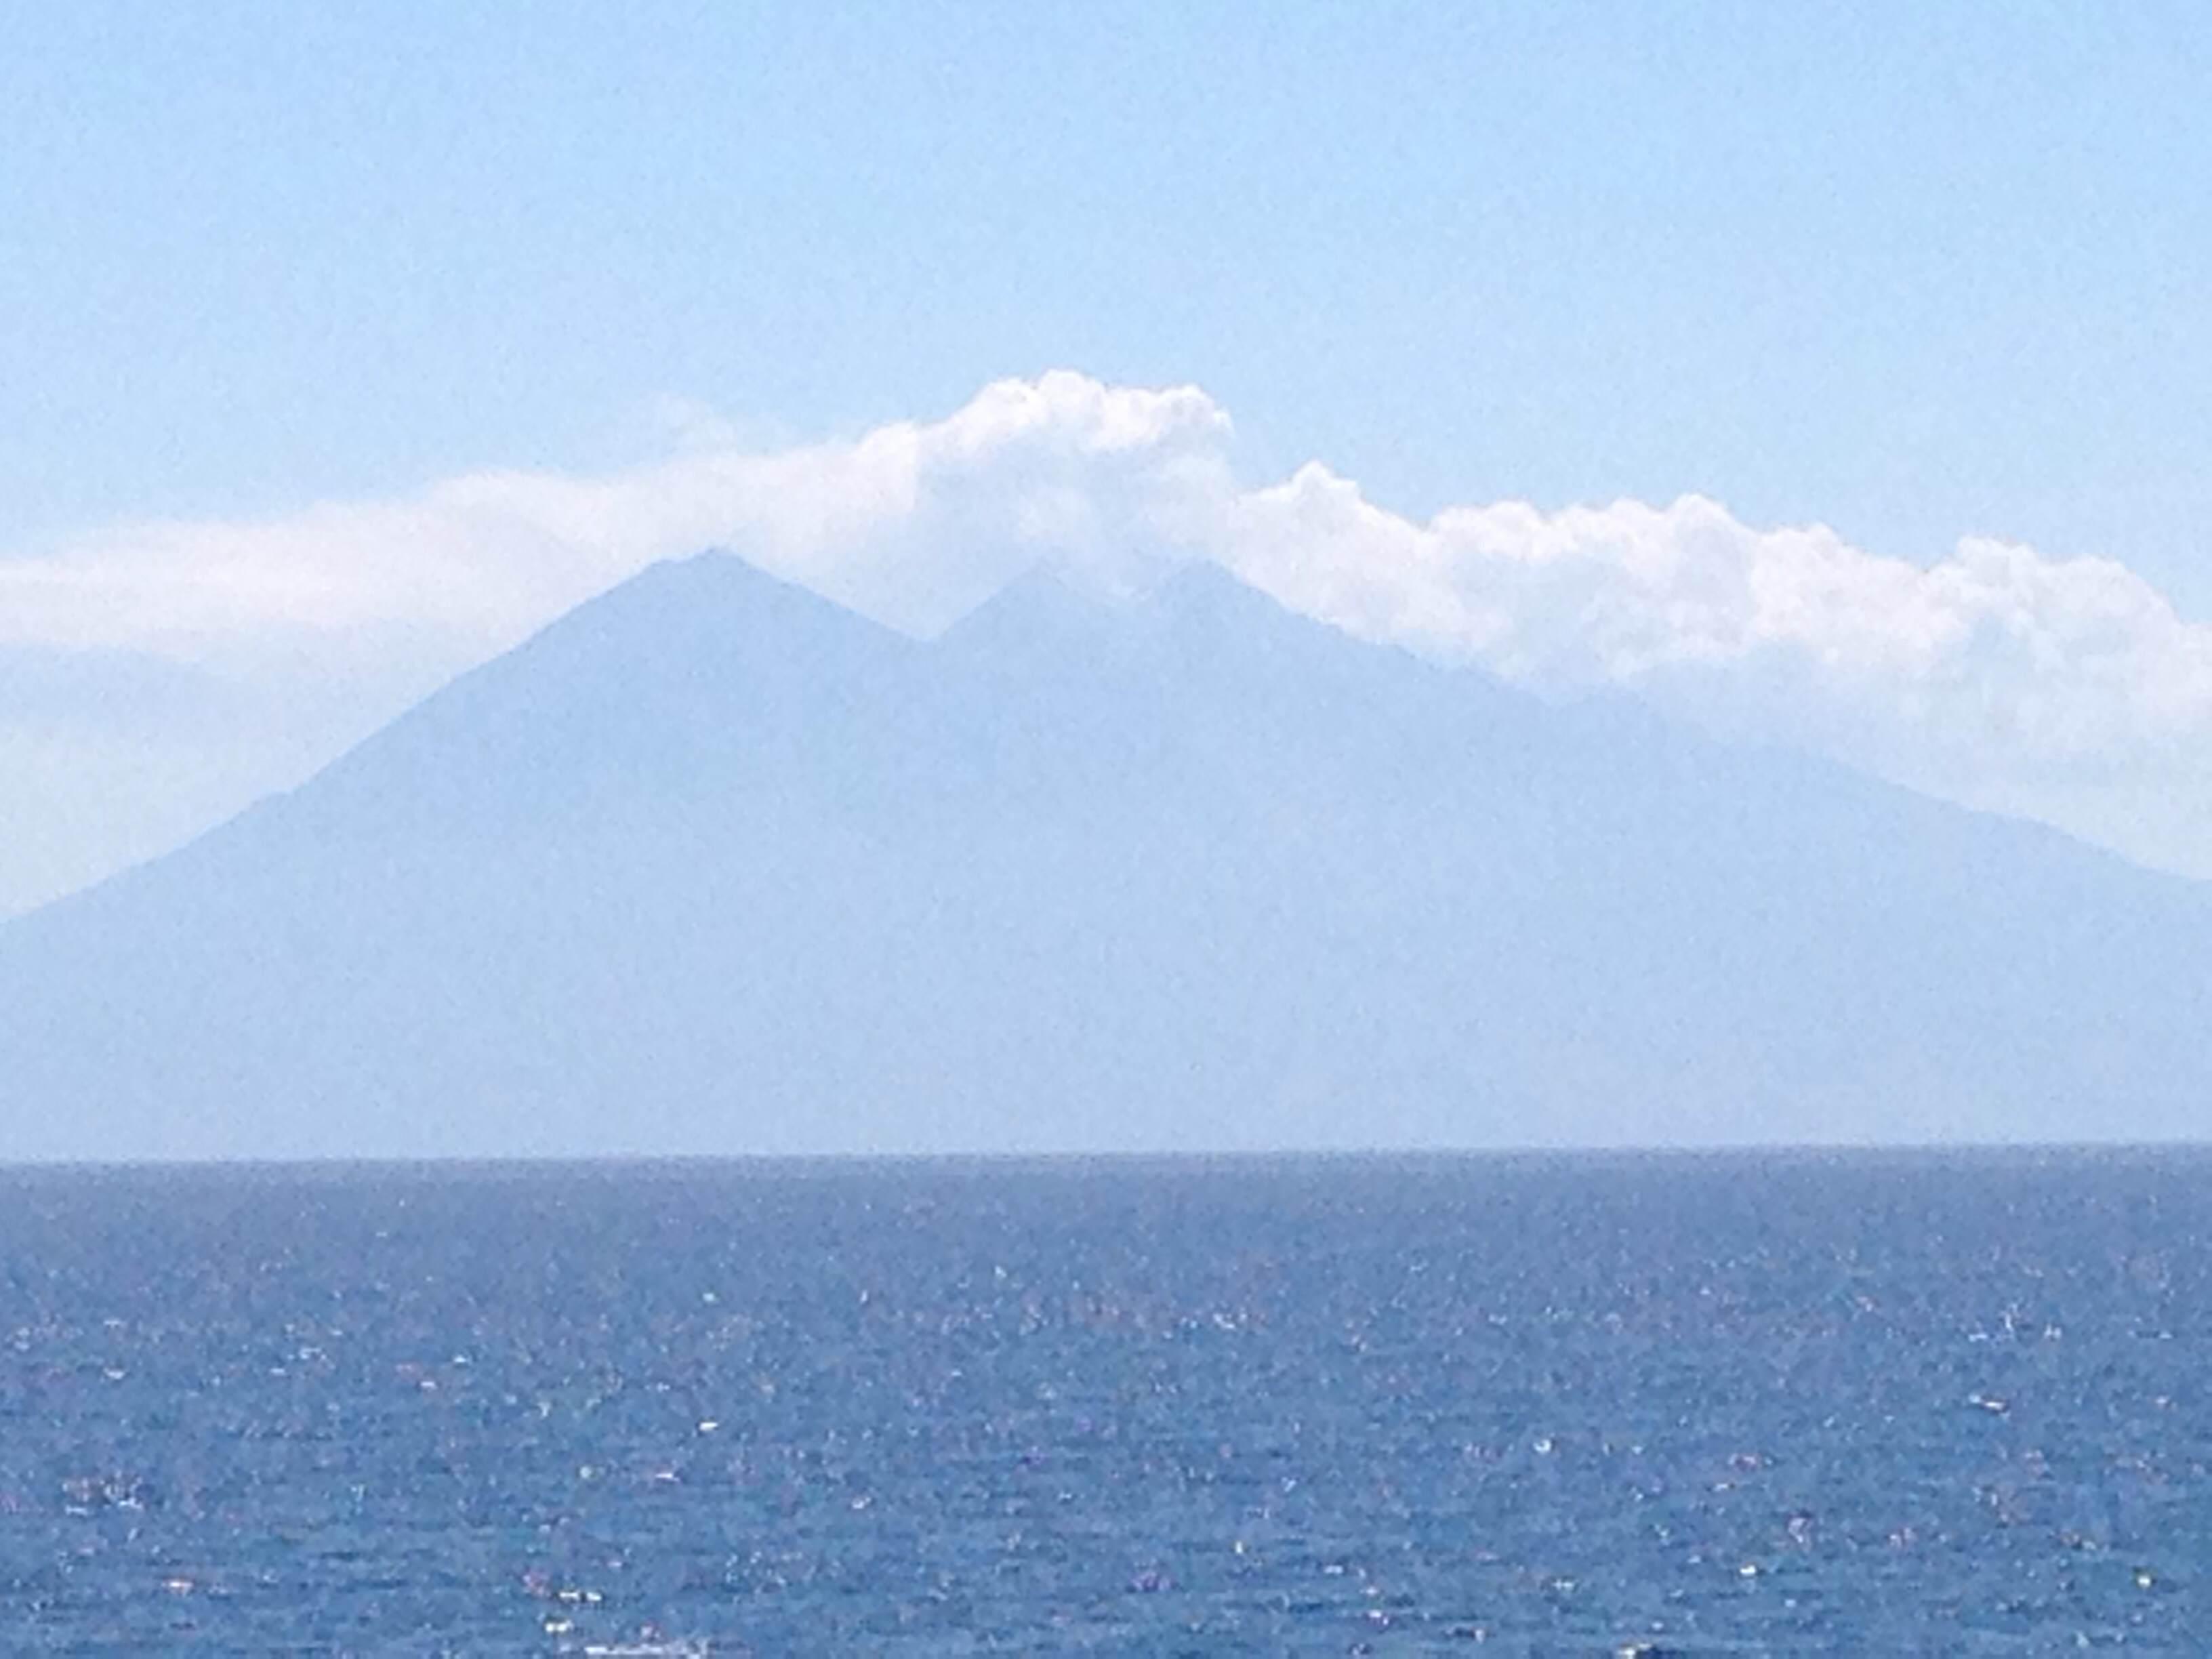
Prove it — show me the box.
[940,558,1363,682]
[543,549,902,655]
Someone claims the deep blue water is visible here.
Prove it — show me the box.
[1,1152,2207,1654]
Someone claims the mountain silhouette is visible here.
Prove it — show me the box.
[2,551,2206,1160]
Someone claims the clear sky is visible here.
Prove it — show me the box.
[5,1,2212,912]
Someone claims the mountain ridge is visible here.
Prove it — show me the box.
[2,551,2205,1161]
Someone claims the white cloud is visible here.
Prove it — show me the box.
[1204,472,2212,875]
[0,370,1227,666]
[5,369,2212,912]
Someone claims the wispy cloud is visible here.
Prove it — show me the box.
[0,372,1226,662]
[5,370,2211,910]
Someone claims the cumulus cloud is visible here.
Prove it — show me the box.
[5,369,2212,909]
[1204,472,2212,872]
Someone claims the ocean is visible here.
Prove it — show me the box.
[0,1151,2203,1653]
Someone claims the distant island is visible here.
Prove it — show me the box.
[3,552,2205,1161]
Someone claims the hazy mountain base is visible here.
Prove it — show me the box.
[2,554,2205,1160]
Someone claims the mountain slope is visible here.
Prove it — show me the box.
[2,552,2206,1160]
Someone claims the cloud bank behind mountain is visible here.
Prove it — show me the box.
[5,370,2210,911]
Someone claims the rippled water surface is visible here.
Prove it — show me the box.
[1,1152,2207,1653]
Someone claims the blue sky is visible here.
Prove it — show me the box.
[9,2,2210,583]
[5,2,2212,911]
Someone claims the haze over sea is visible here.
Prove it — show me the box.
[2,1151,2203,1654]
